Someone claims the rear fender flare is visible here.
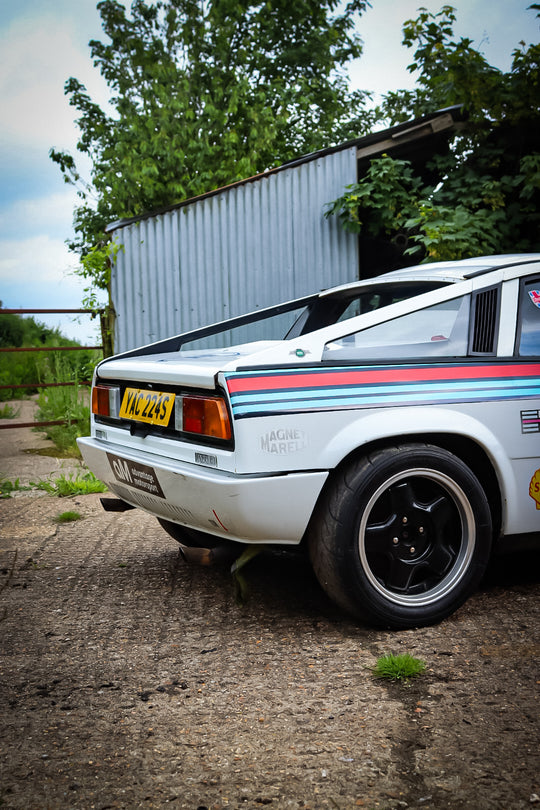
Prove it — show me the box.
[321,406,515,529]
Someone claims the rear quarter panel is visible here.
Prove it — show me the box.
[224,362,540,536]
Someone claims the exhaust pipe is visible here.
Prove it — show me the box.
[100,497,136,512]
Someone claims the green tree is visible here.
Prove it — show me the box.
[328,4,540,263]
[51,0,374,261]
[0,312,25,349]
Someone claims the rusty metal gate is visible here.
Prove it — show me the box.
[0,308,103,431]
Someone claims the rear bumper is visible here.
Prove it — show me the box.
[77,437,328,545]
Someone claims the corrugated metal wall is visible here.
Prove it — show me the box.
[111,146,358,353]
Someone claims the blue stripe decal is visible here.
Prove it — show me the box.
[228,381,540,417]
[231,388,540,417]
[230,378,538,406]
[225,363,540,419]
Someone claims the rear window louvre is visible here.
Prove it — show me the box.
[470,287,500,355]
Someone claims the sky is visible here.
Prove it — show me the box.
[0,0,538,344]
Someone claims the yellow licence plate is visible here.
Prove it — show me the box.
[119,388,175,426]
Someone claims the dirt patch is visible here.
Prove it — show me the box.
[0,419,539,809]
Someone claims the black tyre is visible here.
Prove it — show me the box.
[309,443,493,628]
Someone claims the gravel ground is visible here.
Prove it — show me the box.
[0,408,539,810]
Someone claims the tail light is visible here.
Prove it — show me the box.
[92,384,120,418]
[176,395,232,440]
[93,384,232,442]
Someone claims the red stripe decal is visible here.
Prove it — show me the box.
[212,509,229,532]
[226,363,540,394]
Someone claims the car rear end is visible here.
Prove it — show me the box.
[78,350,328,547]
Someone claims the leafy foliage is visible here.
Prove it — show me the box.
[35,353,94,455]
[51,0,374,259]
[325,155,422,237]
[0,309,100,453]
[0,310,71,350]
[328,5,540,262]
[78,242,121,309]
[33,472,107,497]
[1,473,106,498]
[0,310,98,402]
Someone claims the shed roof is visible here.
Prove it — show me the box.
[106,105,464,234]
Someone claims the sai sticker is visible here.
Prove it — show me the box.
[529,469,540,509]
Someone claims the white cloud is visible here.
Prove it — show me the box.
[0,13,111,155]
[0,233,105,343]
[0,188,77,239]
[0,2,109,344]
[0,233,77,286]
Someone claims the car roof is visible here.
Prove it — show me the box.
[320,254,540,297]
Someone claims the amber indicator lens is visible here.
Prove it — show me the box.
[182,396,232,440]
[92,385,111,417]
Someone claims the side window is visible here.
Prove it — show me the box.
[517,279,540,356]
[323,296,471,361]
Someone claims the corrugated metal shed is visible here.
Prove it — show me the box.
[111,148,357,353]
[108,108,463,353]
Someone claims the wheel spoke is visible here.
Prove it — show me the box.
[424,494,454,527]
[385,557,418,592]
[364,517,397,552]
[426,541,455,578]
[389,481,417,514]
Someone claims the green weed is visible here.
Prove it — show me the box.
[372,652,426,682]
[0,477,32,498]
[35,352,95,455]
[0,352,41,402]
[230,545,263,602]
[32,472,107,497]
[1,472,106,498]
[54,511,83,523]
[1,311,101,451]
[0,403,19,419]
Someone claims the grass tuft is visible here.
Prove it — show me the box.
[54,511,83,523]
[372,652,426,682]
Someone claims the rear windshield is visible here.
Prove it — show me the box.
[177,281,449,352]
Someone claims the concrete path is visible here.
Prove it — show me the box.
[0,399,85,487]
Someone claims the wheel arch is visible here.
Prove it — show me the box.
[345,434,500,534]
[307,410,508,544]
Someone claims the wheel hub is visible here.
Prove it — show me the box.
[391,514,431,560]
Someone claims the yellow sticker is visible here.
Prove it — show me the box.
[529,469,540,509]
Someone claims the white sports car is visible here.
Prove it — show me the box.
[79,254,540,628]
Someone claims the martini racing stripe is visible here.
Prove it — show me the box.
[226,362,540,393]
[224,363,540,418]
